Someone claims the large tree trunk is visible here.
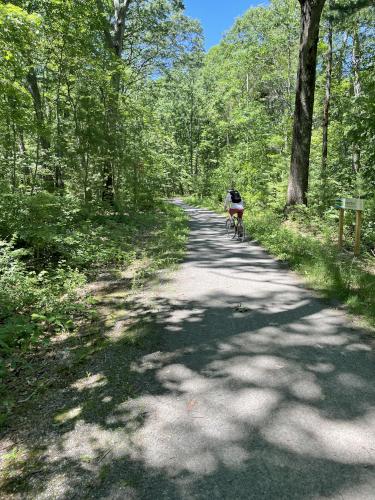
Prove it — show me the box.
[26,68,57,191]
[321,16,333,186]
[27,68,50,151]
[20,2,53,191]
[97,0,133,203]
[113,0,132,57]
[287,0,326,206]
[351,26,361,174]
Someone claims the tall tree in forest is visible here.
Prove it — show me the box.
[351,23,362,174]
[287,0,326,206]
[96,0,133,201]
[321,9,333,199]
[96,0,189,201]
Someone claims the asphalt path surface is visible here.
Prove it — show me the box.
[21,201,375,499]
[95,201,375,499]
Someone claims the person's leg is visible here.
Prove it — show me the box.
[237,210,244,236]
[229,209,235,226]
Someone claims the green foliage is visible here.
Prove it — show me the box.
[0,3,39,86]
[0,0,202,201]
[0,237,86,352]
[158,0,301,205]
[0,194,187,363]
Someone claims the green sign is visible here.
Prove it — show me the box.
[335,198,365,210]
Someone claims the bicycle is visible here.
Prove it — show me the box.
[225,214,246,242]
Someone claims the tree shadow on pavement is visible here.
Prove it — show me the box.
[1,202,375,499]
[1,286,375,499]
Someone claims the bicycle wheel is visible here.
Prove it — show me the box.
[237,220,246,242]
[225,218,236,239]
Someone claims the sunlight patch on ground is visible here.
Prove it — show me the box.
[262,405,375,464]
[48,421,129,464]
[71,373,108,392]
[54,406,82,424]
[93,363,282,475]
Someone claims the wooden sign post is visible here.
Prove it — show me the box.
[335,198,365,256]
[354,209,362,256]
[338,208,345,249]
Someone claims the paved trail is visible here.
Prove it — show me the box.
[12,202,375,499]
[94,201,375,499]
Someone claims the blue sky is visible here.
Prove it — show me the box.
[183,0,266,50]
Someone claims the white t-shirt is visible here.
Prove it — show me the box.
[224,192,244,210]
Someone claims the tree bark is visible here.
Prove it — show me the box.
[26,68,50,151]
[287,0,326,206]
[351,26,361,173]
[97,0,133,203]
[189,107,194,176]
[113,0,133,57]
[54,40,66,191]
[321,16,333,181]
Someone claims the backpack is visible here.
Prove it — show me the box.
[230,190,242,203]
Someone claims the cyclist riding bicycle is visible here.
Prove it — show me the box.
[224,188,245,226]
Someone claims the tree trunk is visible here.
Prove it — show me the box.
[287,0,326,206]
[26,68,56,191]
[31,142,40,196]
[97,0,133,203]
[189,108,194,176]
[351,26,361,173]
[321,16,333,182]
[11,120,17,191]
[26,68,50,151]
[55,40,66,191]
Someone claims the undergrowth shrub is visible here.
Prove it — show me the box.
[0,192,140,268]
[0,195,188,372]
[0,240,86,354]
[245,210,375,326]
[0,192,82,264]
